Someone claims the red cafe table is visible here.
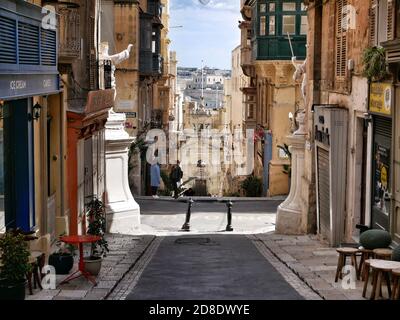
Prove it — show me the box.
[59,235,101,285]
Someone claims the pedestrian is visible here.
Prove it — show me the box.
[150,161,161,199]
[184,188,195,197]
[170,160,183,199]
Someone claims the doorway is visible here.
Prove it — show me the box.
[371,116,392,231]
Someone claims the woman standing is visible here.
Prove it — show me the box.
[150,161,161,199]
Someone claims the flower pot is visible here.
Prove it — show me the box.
[48,254,74,275]
[0,279,27,300]
[83,256,103,276]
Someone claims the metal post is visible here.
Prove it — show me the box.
[181,198,194,231]
[226,200,233,231]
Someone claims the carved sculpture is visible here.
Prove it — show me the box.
[292,57,307,105]
[100,42,134,103]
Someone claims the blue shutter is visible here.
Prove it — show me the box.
[41,28,57,66]
[18,21,40,65]
[0,16,17,64]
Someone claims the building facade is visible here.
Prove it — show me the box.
[239,0,307,196]
[0,0,62,253]
[297,0,400,246]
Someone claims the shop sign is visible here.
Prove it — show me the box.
[0,74,60,100]
[370,83,392,116]
[85,89,115,114]
[126,112,137,118]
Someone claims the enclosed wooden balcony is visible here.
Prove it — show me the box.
[58,5,81,62]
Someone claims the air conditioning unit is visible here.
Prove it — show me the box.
[314,105,348,246]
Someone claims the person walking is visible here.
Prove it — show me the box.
[170,160,183,199]
[150,161,161,199]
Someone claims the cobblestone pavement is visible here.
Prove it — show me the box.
[26,231,368,300]
[26,234,155,300]
[252,233,366,300]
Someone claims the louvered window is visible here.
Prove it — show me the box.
[370,0,377,46]
[41,28,57,66]
[0,16,17,64]
[335,0,347,79]
[387,0,394,41]
[89,16,97,90]
[18,22,40,65]
[370,0,395,46]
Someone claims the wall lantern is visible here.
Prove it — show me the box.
[30,103,42,121]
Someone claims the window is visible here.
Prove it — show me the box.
[336,0,348,78]
[260,16,266,36]
[260,4,266,13]
[283,2,296,11]
[269,3,276,12]
[269,16,276,35]
[300,15,308,35]
[248,104,255,119]
[283,15,296,34]
[370,0,395,45]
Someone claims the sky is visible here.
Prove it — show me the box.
[169,0,241,70]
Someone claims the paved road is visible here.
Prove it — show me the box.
[136,198,282,235]
[126,235,303,300]
[137,198,283,215]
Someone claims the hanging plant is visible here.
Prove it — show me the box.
[362,46,389,82]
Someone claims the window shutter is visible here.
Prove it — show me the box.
[370,0,377,46]
[89,16,97,90]
[336,0,347,79]
[387,0,394,41]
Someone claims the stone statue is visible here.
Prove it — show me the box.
[292,57,307,105]
[100,42,134,103]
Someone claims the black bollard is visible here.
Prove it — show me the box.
[226,200,233,231]
[181,198,194,231]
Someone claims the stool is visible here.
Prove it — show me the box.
[335,247,360,282]
[358,248,374,280]
[363,259,400,300]
[392,269,400,300]
[373,248,393,260]
[26,252,45,295]
[362,259,372,298]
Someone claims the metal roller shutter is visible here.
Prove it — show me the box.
[317,147,331,240]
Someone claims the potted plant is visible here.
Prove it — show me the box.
[0,231,32,300]
[241,175,263,197]
[48,237,76,275]
[362,46,389,82]
[84,197,109,276]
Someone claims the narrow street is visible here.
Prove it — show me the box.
[104,198,321,301]
[126,235,303,300]
[137,198,283,235]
